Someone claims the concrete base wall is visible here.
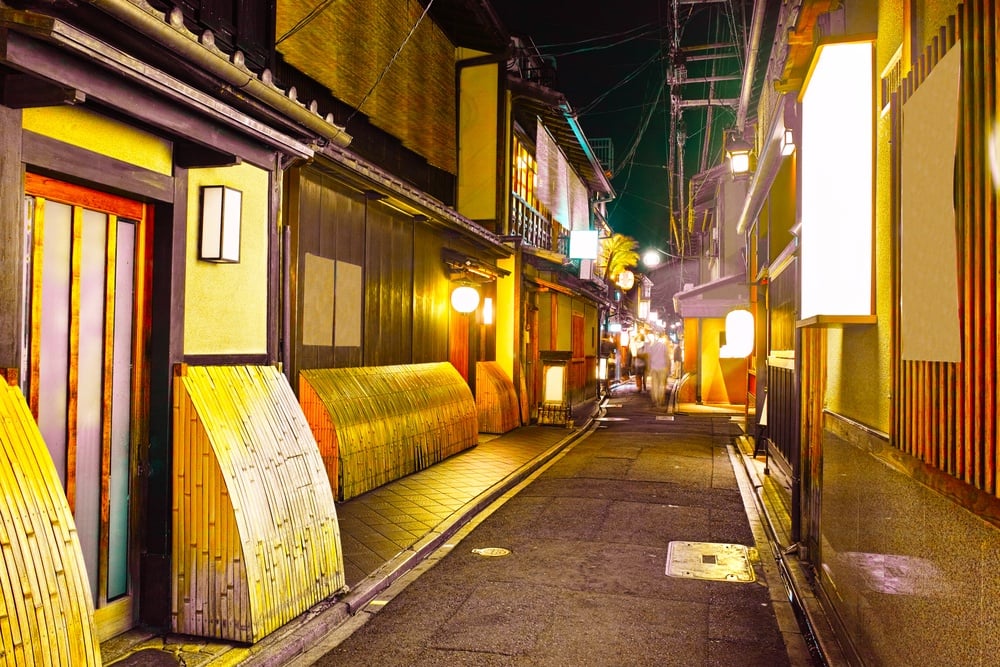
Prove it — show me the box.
[819,412,1000,666]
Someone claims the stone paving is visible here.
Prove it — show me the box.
[102,397,598,666]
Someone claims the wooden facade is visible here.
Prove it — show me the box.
[286,167,462,385]
[890,1,1000,514]
[171,365,344,643]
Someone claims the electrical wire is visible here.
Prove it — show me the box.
[613,80,666,177]
[277,0,341,46]
[540,27,661,58]
[342,0,436,128]
[578,49,662,116]
[532,22,657,50]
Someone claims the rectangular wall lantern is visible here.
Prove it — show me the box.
[200,185,242,263]
[799,40,875,323]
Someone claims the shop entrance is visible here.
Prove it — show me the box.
[24,173,149,640]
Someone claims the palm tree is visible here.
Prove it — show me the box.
[598,233,640,284]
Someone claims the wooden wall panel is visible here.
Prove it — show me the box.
[300,363,477,501]
[412,224,450,363]
[0,379,100,666]
[364,203,414,367]
[292,168,369,381]
[172,365,344,643]
[891,2,1000,499]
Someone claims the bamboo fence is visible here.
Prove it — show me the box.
[172,365,344,643]
[475,362,521,434]
[300,362,478,501]
[0,378,100,666]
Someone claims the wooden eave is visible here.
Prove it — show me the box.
[776,0,841,92]
[315,142,512,259]
[508,76,614,197]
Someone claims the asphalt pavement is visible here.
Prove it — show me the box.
[103,383,828,666]
[285,385,821,666]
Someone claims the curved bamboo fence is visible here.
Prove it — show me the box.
[0,378,100,666]
[300,362,478,501]
[475,362,521,434]
[172,365,344,643]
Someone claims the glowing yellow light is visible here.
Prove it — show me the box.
[720,309,754,358]
[800,40,874,319]
[451,285,480,313]
[482,297,494,324]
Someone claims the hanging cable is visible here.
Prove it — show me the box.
[540,27,661,58]
[579,49,662,116]
[341,0,436,128]
[277,0,341,46]
[533,22,657,51]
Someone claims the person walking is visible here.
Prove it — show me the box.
[630,334,647,392]
[647,334,670,407]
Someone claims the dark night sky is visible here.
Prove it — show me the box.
[492,1,747,253]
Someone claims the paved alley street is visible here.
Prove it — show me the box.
[291,387,818,666]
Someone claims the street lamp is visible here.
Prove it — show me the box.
[725,131,753,175]
[642,249,661,267]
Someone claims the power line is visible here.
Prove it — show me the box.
[579,49,662,116]
[276,0,341,46]
[342,0,436,128]
[539,26,661,58]
[532,22,657,50]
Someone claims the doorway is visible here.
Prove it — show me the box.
[24,173,149,640]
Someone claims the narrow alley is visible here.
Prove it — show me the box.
[288,385,821,666]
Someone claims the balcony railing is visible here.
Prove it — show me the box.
[511,194,552,251]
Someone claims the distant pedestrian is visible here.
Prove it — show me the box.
[631,334,647,392]
[647,335,670,407]
[672,340,683,378]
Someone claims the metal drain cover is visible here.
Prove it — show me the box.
[665,541,756,582]
[472,547,511,557]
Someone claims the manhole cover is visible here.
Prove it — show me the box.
[472,547,511,557]
[665,541,756,582]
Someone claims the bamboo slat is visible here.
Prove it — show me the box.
[0,380,100,666]
[171,365,344,643]
[300,362,478,501]
[475,362,521,434]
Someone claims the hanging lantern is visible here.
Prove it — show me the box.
[616,270,635,290]
[451,285,480,313]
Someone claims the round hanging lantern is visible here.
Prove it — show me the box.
[451,285,480,313]
[616,270,635,290]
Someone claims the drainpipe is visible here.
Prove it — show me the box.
[735,0,767,133]
[88,0,352,147]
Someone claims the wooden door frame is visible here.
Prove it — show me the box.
[24,172,151,640]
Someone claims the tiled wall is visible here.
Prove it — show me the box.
[819,413,1000,666]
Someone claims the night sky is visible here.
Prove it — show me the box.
[492,1,748,254]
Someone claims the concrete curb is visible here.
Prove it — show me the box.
[731,435,848,667]
[236,406,602,667]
